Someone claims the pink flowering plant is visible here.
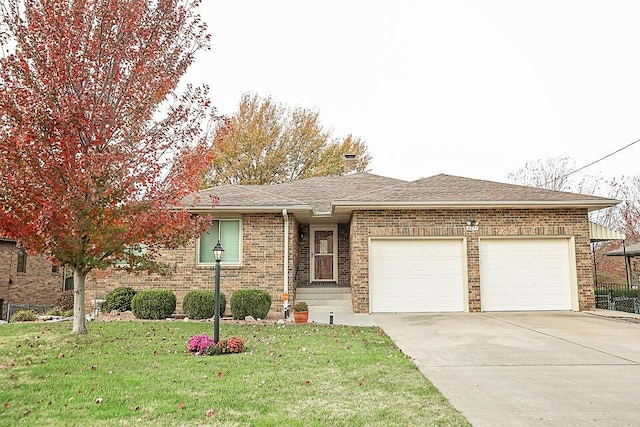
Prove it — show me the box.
[186,334,214,355]
[187,334,245,356]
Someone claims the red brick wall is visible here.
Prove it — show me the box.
[86,213,289,316]
[349,208,593,313]
[0,241,64,319]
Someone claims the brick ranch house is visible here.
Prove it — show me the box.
[0,238,65,321]
[86,173,619,315]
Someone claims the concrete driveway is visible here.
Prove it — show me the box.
[373,311,640,427]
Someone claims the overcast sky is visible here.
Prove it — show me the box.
[186,1,640,186]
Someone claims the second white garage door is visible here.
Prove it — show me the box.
[480,238,573,311]
[369,239,466,312]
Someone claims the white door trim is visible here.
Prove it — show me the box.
[310,225,338,282]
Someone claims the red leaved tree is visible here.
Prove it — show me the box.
[0,0,216,333]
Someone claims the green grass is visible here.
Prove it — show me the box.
[0,320,469,426]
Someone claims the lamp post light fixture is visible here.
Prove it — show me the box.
[213,240,224,343]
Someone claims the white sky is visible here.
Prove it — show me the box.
[186,0,640,185]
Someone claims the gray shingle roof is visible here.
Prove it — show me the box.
[339,174,613,203]
[185,173,618,214]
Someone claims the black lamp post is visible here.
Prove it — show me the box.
[213,240,224,343]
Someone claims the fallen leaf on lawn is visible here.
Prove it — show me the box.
[177,403,184,410]
[4,402,9,409]
[90,365,96,370]
[77,390,82,394]
[134,406,140,411]
[153,351,158,356]
[305,380,311,386]
[358,378,366,386]
[96,398,103,404]
[205,409,217,417]
[57,353,64,359]
[217,372,224,379]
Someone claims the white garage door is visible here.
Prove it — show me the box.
[369,239,465,312]
[480,239,572,311]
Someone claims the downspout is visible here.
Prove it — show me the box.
[282,209,290,318]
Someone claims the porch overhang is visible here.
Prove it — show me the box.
[589,221,626,242]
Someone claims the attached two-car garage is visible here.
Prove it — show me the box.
[368,237,575,313]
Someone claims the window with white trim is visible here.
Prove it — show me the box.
[198,220,241,265]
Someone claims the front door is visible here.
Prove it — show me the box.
[310,226,337,282]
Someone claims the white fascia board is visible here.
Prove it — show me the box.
[187,205,312,214]
[331,199,621,212]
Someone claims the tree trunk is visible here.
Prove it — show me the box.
[72,268,87,334]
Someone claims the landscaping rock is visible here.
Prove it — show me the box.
[244,315,255,322]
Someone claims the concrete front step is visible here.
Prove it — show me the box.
[296,287,350,295]
[295,286,353,313]
[308,305,353,313]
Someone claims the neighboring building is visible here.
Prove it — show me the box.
[86,173,620,316]
[0,238,64,320]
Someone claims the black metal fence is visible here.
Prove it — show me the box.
[594,283,639,314]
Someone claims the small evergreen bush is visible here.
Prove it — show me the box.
[131,289,176,319]
[230,290,272,319]
[103,287,137,312]
[10,310,37,323]
[183,290,226,319]
[54,290,74,311]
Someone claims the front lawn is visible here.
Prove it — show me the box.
[0,320,469,426]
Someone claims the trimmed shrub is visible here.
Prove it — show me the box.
[103,287,137,312]
[230,290,272,319]
[131,289,176,319]
[62,309,74,317]
[183,290,226,319]
[10,310,37,323]
[54,290,74,311]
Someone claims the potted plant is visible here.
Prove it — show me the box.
[293,301,309,323]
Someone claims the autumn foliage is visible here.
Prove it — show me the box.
[205,93,371,186]
[0,0,216,332]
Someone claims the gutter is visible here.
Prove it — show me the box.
[330,199,621,212]
[282,209,290,318]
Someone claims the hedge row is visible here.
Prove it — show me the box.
[107,288,272,320]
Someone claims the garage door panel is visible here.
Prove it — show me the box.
[370,239,465,313]
[480,239,572,311]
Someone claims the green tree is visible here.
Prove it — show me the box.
[205,93,371,186]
